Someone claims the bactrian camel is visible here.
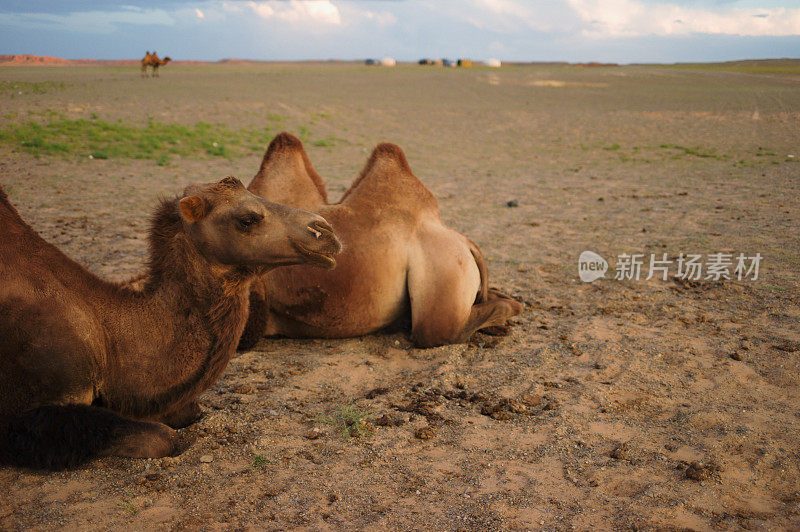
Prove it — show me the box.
[0,177,341,469]
[141,51,171,78]
[239,133,523,349]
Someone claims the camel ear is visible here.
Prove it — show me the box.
[179,196,207,223]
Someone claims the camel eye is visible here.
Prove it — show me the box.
[235,212,263,231]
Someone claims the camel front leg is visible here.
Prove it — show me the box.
[155,400,203,429]
[102,419,182,459]
[0,404,187,469]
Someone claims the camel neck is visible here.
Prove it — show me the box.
[102,199,252,418]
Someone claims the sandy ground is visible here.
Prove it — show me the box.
[0,63,799,530]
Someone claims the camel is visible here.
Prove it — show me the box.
[141,51,171,78]
[0,176,341,469]
[238,133,523,349]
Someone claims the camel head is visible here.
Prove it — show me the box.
[162,57,171,65]
[178,176,341,270]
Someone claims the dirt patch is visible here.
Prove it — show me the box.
[1,62,799,530]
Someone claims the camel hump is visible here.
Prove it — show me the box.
[253,132,328,205]
[341,142,436,209]
[368,143,413,175]
[264,131,305,160]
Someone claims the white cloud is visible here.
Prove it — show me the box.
[0,8,174,34]
[426,0,580,34]
[245,1,341,25]
[195,8,205,19]
[362,10,398,27]
[568,0,800,37]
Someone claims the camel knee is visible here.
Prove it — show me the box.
[411,320,466,348]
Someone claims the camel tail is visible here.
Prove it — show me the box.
[0,405,151,470]
[466,238,489,304]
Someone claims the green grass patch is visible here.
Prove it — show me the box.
[0,113,276,165]
[317,403,372,439]
[1,80,68,96]
[312,135,346,148]
[251,453,273,469]
[659,144,726,160]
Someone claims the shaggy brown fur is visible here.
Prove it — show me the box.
[0,177,340,469]
[141,51,171,78]
[238,133,523,349]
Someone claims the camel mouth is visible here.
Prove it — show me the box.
[292,241,338,269]
[291,221,341,269]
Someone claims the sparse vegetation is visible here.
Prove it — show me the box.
[117,499,137,515]
[1,80,68,96]
[317,402,372,438]
[0,113,277,165]
[658,144,725,159]
[252,453,273,469]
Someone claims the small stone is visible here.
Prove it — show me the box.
[199,454,214,463]
[506,199,519,207]
[609,443,628,460]
[506,400,528,414]
[685,461,715,481]
[542,399,559,411]
[264,485,285,497]
[521,394,542,407]
[161,456,180,467]
[305,427,323,440]
[415,426,436,440]
[232,383,254,395]
[376,414,405,427]
[365,387,389,399]
[490,410,511,421]
[469,393,487,403]
[729,352,743,361]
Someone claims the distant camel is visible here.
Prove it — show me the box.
[141,51,171,78]
[238,133,523,349]
[0,177,341,469]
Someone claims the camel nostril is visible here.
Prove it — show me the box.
[307,226,323,239]
[309,220,334,236]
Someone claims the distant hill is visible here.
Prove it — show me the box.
[0,55,212,66]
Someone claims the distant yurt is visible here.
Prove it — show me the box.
[380,57,396,67]
[441,59,454,67]
[432,58,443,66]
[486,58,502,68]
[365,58,378,66]
[418,58,433,65]
[457,59,472,67]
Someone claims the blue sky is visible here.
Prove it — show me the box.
[1,0,799,63]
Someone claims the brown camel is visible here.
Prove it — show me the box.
[0,177,341,469]
[238,133,523,349]
[141,51,171,78]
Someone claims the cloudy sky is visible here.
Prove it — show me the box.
[1,0,799,63]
